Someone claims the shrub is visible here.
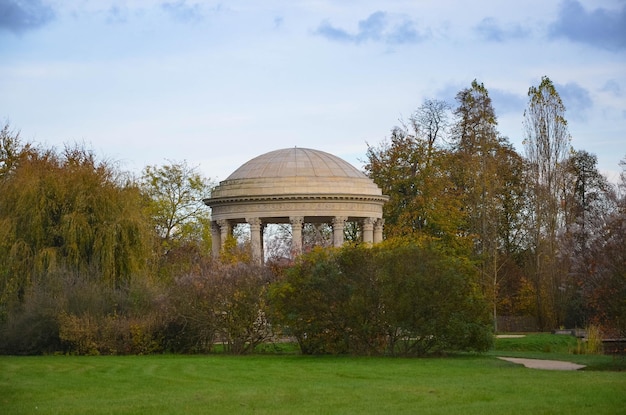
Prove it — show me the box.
[269,247,352,354]
[270,239,493,356]
[0,281,62,355]
[575,324,603,355]
[377,240,493,355]
[0,270,169,355]
[163,259,275,354]
[213,261,275,354]
[163,270,220,353]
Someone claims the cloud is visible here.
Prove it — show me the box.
[489,89,527,115]
[0,0,55,34]
[549,0,626,51]
[601,79,622,97]
[474,17,530,42]
[555,81,593,121]
[161,1,204,23]
[315,11,427,45]
[316,21,352,42]
[106,6,129,25]
[274,16,283,29]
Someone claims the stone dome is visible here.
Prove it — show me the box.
[210,147,384,199]
[204,147,388,262]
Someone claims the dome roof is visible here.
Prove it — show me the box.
[226,147,365,180]
[209,147,384,200]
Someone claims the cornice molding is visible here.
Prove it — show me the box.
[205,193,389,206]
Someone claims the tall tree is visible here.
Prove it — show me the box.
[452,80,500,244]
[522,76,571,329]
[579,156,626,336]
[562,151,613,257]
[559,150,615,326]
[451,80,528,330]
[0,141,151,313]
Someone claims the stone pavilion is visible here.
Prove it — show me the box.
[204,147,388,263]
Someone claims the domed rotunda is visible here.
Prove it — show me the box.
[204,147,388,262]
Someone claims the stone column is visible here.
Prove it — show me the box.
[217,219,231,251]
[261,223,267,260]
[332,216,347,248]
[210,221,221,258]
[247,217,263,264]
[362,217,375,245]
[290,216,304,256]
[373,218,384,244]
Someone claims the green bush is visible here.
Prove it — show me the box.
[377,240,493,355]
[270,239,493,356]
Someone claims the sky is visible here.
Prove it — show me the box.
[1,0,625,185]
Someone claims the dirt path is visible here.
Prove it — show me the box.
[498,357,586,371]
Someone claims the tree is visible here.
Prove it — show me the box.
[0,143,151,287]
[450,80,528,331]
[0,127,160,354]
[570,155,625,337]
[409,99,450,167]
[0,123,32,178]
[562,150,614,249]
[558,150,616,327]
[140,161,215,277]
[365,100,466,247]
[522,76,571,329]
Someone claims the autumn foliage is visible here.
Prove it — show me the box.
[1,75,625,355]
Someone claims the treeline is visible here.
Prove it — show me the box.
[0,123,491,356]
[365,77,626,335]
[0,75,624,355]
[0,127,217,354]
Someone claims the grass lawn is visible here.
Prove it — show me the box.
[1,350,625,415]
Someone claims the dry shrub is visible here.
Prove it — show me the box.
[58,312,165,355]
[0,280,63,354]
[57,313,99,355]
[164,259,275,354]
[584,324,604,355]
[163,271,219,353]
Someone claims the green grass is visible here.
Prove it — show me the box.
[491,333,626,371]
[1,351,625,414]
[494,333,580,354]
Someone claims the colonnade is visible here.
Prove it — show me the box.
[211,216,384,264]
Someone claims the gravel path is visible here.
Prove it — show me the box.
[498,357,586,371]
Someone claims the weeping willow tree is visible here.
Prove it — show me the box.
[0,131,152,314]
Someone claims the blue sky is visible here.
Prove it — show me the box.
[1,0,625,183]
